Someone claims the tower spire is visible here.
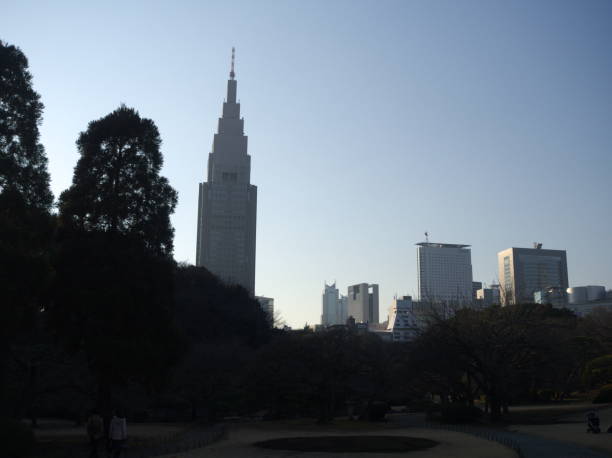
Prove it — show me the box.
[229,47,235,80]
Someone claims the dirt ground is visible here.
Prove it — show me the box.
[159,425,518,458]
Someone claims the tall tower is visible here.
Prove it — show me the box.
[196,48,257,294]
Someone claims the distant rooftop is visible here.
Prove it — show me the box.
[416,242,470,249]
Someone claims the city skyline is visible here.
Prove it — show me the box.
[3,1,611,327]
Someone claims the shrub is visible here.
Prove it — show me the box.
[408,399,438,413]
[440,403,483,423]
[366,401,389,421]
[593,384,612,404]
[0,418,34,457]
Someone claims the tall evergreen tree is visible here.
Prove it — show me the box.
[0,40,52,210]
[54,106,179,415]
[59,105,176,256]
[0,40,53,417]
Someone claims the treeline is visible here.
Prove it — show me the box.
[3,40,612,451]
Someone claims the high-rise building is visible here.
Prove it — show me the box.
[321,282,348,326]
[416,242,473,304]
[533,287,568,307]
[476,287,500,307]
[497,245,568,305]
[347,283,379,323]
[255,296,274,323]
[472,281,482,300]
[196,49,257,294]
[387,296,417,342]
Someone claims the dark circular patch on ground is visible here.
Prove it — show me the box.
[254,435,439,453]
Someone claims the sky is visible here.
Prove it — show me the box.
[3,0,612,327]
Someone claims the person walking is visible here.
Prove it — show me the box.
[108,409,127,457]
[86,410,104,458]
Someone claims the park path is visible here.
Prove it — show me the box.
[392,412,612,458]
[484,429,610,458]
[127,423,226,457]
[162,425,517,458]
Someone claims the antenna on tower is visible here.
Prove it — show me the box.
[230,47,235,80]
[425,231,429,243]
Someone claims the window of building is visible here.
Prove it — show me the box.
[222,172,238,182]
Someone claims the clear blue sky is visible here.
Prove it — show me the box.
[3,0,611,327]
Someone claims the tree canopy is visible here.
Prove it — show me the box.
[0,40,52,210]
[59,105,177,257]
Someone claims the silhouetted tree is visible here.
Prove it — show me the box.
[0,41,52,209]
[413,304,578,421]
[170,264,271,420]
[52,106,179,419]
[58,105,177,257]
[246,327,392,423]
[0,40,53,417]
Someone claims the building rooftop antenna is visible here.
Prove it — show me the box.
[230,47,235,80]
[425,231,430,243]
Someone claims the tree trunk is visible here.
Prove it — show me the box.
[466,374,474,406]
[0,340,8,417]
[191,399,197,422]
[97,375,112,436]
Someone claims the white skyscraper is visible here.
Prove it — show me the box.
[196,49,257,294]
[417,242,473,304]
[321,282,347,326]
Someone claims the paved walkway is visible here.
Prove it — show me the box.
[488,429,610,458]
[393,413,612,458]
[161,425,518,458]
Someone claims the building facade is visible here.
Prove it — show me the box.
[534,286,568,307]
[567,286,606,304]
[196,50,257,294]
[321,282,348,326]
[472,281,482,301]
[347,283,379,323]
[416,242,473,304]
[255,296,274,323]
[386,296,418,342]
[497,245,568,305]
[476,287,500,307]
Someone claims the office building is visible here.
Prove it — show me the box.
[497,244,568,305]
[476,287,500,307]
[472,281,482,301]
[416,242,473,304]
[567,286,606,304]
[534,287,568,307]
[347,283,379,323]
[196,49,257,294]
[255,296,274,323]
[387,296,418,342]
[321,282,348,326]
